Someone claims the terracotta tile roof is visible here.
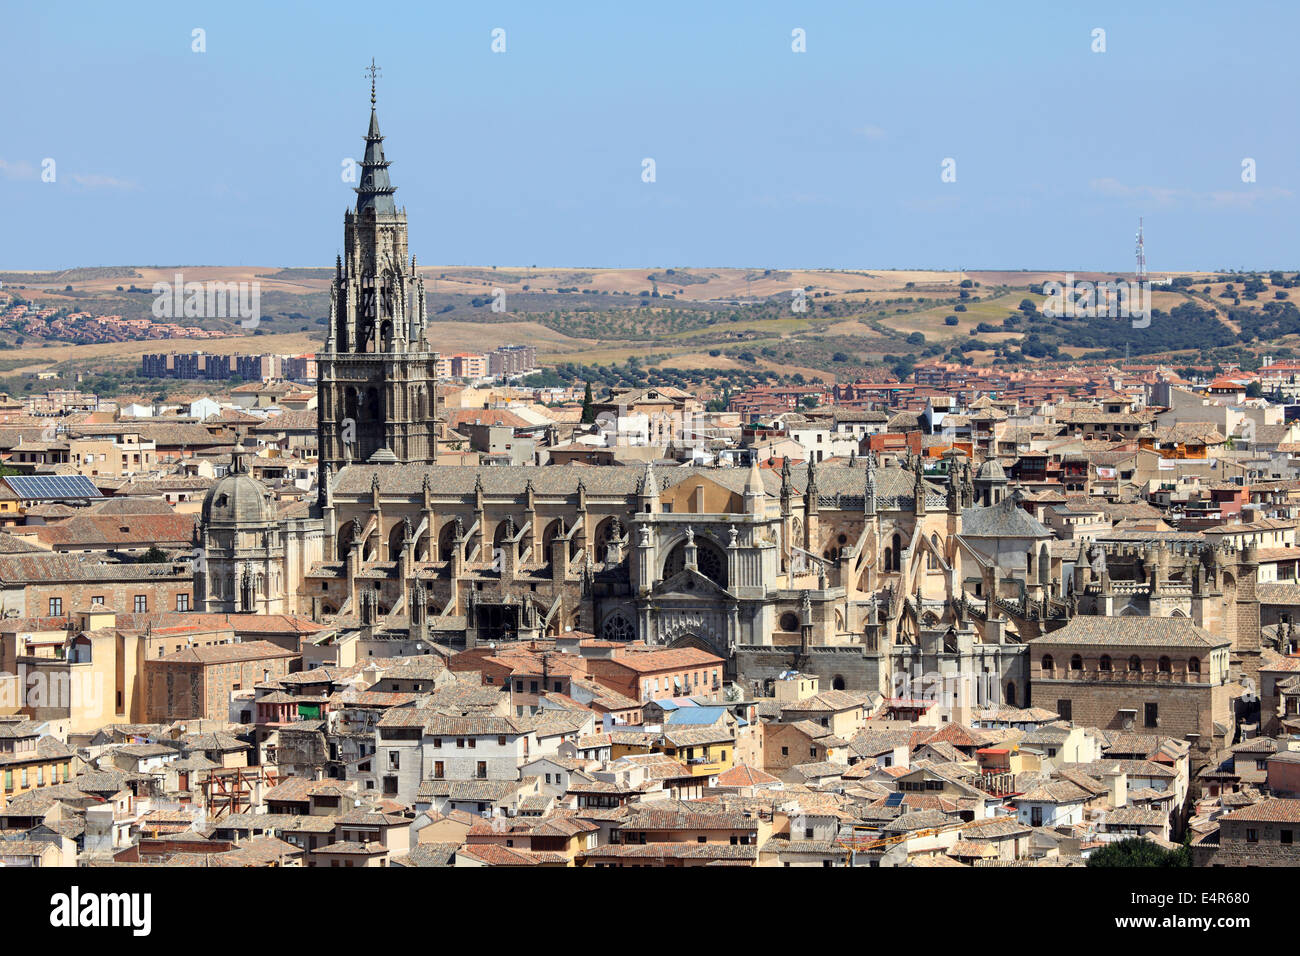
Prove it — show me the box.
[715,764,780,787]
[157,639,297,664]
[32,513,196,549]
[456,843,568,866]
[581,842,757,862]
[605,647,725,672]
[1220,797,1300,824]
[1032,616,1224,648]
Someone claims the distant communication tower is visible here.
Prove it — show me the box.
[1135,217,1147,281]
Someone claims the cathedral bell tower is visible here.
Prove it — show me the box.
[317,61,443,499]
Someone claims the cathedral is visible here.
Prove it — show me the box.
[315,75,447,482]
[195,86,1264,718]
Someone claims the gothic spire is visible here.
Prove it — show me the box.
[356,60,397,216]
[640,461,659,498]
[864,452,877,516]
[913,457,927,515]
[744,455,764,496]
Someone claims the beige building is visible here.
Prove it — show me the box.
[1030,617,1231,764]
[9,606,151,738]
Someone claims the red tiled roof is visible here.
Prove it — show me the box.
[33,513,196,548]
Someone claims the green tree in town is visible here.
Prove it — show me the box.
[1087,837,1190,868]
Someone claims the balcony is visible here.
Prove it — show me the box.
[977,771,1018,797]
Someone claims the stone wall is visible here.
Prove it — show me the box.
[20,575,193,619]
[146,656,293,722]
[736,644,882,695]
[1194,819,1300,866]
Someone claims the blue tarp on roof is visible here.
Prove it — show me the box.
[665,706,727,726]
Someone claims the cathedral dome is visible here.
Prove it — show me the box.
[975,459,1007,483]
[201,446,273,526]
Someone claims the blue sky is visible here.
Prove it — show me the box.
[2,1,1296,271]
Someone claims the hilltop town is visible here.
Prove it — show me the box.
[3,98,1299,875]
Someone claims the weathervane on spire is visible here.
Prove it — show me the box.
[365,58,382,106]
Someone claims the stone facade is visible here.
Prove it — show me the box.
[1193,799,1300,866]
[2,555,194,619]
[1030,617,1231,765]
[196,446,324,616]
[145,642,296,721]
[308,452,1041,706]
[1073,539,1264,690]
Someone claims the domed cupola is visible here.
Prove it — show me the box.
[973,459,1009,507]
[201,444,273,526]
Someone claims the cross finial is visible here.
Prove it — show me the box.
[365,58,382,106]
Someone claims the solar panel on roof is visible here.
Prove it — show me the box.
[885,792,905,807]
[5,474,103,500]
